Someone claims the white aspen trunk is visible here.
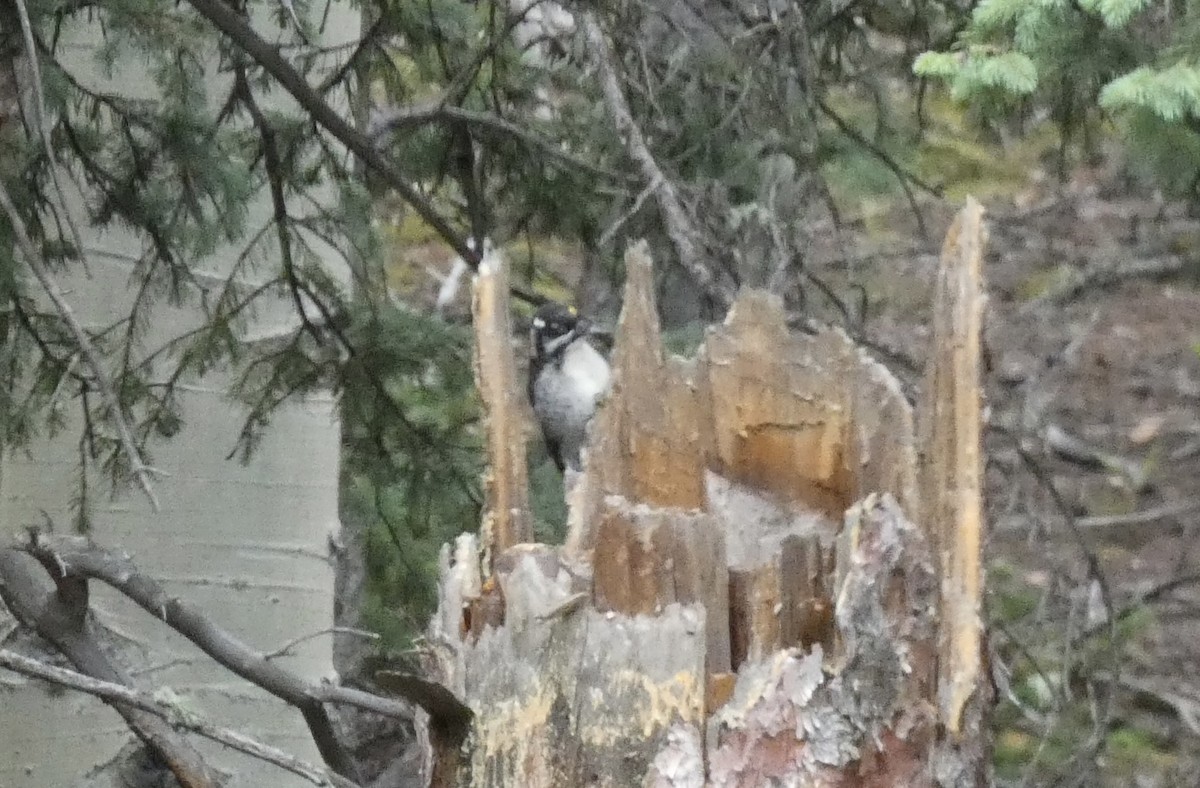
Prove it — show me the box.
[0,4,359,786]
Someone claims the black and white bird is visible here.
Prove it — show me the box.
[528,302,612,472]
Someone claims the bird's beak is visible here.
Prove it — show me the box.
[586,324,613,340]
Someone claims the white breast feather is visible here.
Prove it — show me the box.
[561,341,611,405]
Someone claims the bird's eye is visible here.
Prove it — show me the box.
[533,318,545,329]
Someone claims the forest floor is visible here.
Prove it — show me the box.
[809,173,1200,786]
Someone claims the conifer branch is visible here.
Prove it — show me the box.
[185,0,547,307]
[368,103,629,183]
[12,0,91,276]
[233,64,324,345]
[0,181,162,511]
[182,0,475,264]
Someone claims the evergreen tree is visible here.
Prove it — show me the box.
[915,0,1200,195]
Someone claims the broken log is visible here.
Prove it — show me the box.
[415,202,991,786]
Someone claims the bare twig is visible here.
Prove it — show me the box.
[265,627,380,661]
[0,649,359,788]
[1013,441,1121,761]
[1076,498,1200,532]
[1073,572,1200,646]
[1014,444,1117,624]
[1043,423,1148,492]
[596,174,661,250]
[581,12,734,311]
[0,182,162,510]
[815,97,940,240]
[369,103,627,183]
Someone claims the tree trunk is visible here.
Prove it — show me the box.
[0,5,359,786]
[414,201,991,786]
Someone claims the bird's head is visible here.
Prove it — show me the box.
[530,302,592,360]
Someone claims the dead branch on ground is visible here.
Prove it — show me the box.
[1019,255,1184,314]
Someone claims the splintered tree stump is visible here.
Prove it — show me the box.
[419,202,990,787]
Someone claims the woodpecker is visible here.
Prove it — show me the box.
[528,302,611,472]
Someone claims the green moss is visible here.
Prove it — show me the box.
[995,584,1042,622]
[994,729,1037,775]
[662,322,708,357]
[1016,265,1074,301]
[821,85,1065,219]
[1107,726,1177,777]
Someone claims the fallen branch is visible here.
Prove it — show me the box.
[1043,423,1149,492]
[0,649,359,788]
[1076,498,1200,532]
[1170,436,1200,462]
[1020,255,1184,314]
[1096,671,1200,737]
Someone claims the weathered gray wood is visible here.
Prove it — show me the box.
[431,543,706,787]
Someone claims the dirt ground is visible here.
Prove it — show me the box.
[807,179,1200,785]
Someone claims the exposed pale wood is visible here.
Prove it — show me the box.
[471,245,534,564]
[567,240,916,555]
[917,198,989,740]
[702,294,850,515]
[430,542,706,787]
